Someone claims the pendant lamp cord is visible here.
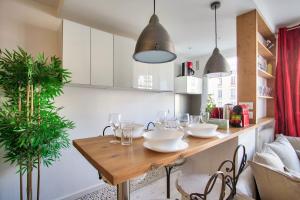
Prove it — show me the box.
[154,0,156,14]
[214,5,218,48]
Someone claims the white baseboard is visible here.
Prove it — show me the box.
[56,183,104,200]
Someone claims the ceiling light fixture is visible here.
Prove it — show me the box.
[133,0,176,64]
[203,1,231,77]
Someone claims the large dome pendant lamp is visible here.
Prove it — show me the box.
[133,0,177,64]
[203,1,231,77]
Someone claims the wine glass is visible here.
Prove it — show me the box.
[109,113,121,144]
[177,113,190,127]
[156,111,167,125]
[200,112,210,123]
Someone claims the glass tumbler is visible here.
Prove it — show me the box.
[121,122,133,146]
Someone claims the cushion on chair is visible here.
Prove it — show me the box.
[236,165,256,199]
[253,146,285,170]
[284,167,300,180]
[280,135,300,151]
[265,134,300,172]
[176,174,230,200]
[249,161,300,200]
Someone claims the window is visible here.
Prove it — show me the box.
[218,78,222,87]
[231,88,236,99]
[218,90,222,99]
[231,75,236,85]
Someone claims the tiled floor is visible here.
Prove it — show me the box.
[132,170,181,200]
[77,170,182,200]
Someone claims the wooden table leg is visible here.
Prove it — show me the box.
[117,181,130,200]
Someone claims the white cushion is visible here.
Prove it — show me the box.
[284,167,300,180]
[253,146,285,170]
[265,134,300,172]
[176,174,230,200]
[249,161,300,200]
[281,135,300,151]
[236,165,256,199]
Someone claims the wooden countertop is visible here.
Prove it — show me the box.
[73,118,274,185]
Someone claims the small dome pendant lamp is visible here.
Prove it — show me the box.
[133,0,177,64]
[203,1,231,77]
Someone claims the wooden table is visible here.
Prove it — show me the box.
[73,119,273,200]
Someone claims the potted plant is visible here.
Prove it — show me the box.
[0,48,74,200]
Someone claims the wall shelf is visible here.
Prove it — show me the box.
[258,95,274,99]
[258,68,274,79]
[237,10,276,124]
[258,41,274,60]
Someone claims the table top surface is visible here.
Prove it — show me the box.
[73,118,273,185]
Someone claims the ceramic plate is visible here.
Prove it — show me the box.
[186,130,219,138]
[143,140,189,153]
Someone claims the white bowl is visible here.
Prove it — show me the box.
[132,123,145,138]
[185,123,218,135]
[143,129,184,148]
[116,123,145,138]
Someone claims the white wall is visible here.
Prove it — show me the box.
[0,0,175,199]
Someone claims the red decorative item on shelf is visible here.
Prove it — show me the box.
[210,107,223,119]
[240,104,250,127]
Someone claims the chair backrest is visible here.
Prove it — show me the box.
[102,125,111,136]
[217,144,247,199]
[190,171,226,200]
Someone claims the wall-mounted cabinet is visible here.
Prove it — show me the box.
[62,19,91,85]
[113,35,135,89]
[133,62,174,91]
[175,76,202,94]
[91,28,114,87]
[61,19,174,92]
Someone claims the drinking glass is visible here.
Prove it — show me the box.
[177,113,190,127]
[200,112,210,123]
[120,121,133,146]
[109,113,121,144]
[190,115,201,124]
[156,111,167,125]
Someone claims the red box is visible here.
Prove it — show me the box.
[242,114,250,127]
[240,104,249,115]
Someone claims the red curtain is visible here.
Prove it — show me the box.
[275,26,300,137]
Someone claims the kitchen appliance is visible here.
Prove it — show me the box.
[230,105,249,127]
[181,61,195,76]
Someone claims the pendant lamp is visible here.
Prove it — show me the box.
[133,0,176,64]
[203,1,231,77]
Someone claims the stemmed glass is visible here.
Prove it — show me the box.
[156,111,167,125]
[109,113,121,144]
[177,113,190,127]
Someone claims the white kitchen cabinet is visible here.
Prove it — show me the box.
[133,62,174,91]
[91,28,113,87]
[175,76,202,94]
[158,62,174,91]
[133,61,150,89]
[113,35,135,88]
[62,19,90,85]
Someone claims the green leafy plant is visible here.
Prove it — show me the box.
[206,94,216,113]
[0,48,74,200]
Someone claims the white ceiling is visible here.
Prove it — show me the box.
[254,0,300,30]
[35,0,300,58]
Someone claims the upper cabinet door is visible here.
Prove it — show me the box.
[63,19,90,85]
[91,28,113,87]
[148,62,174,91]
[113,35,135,88]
